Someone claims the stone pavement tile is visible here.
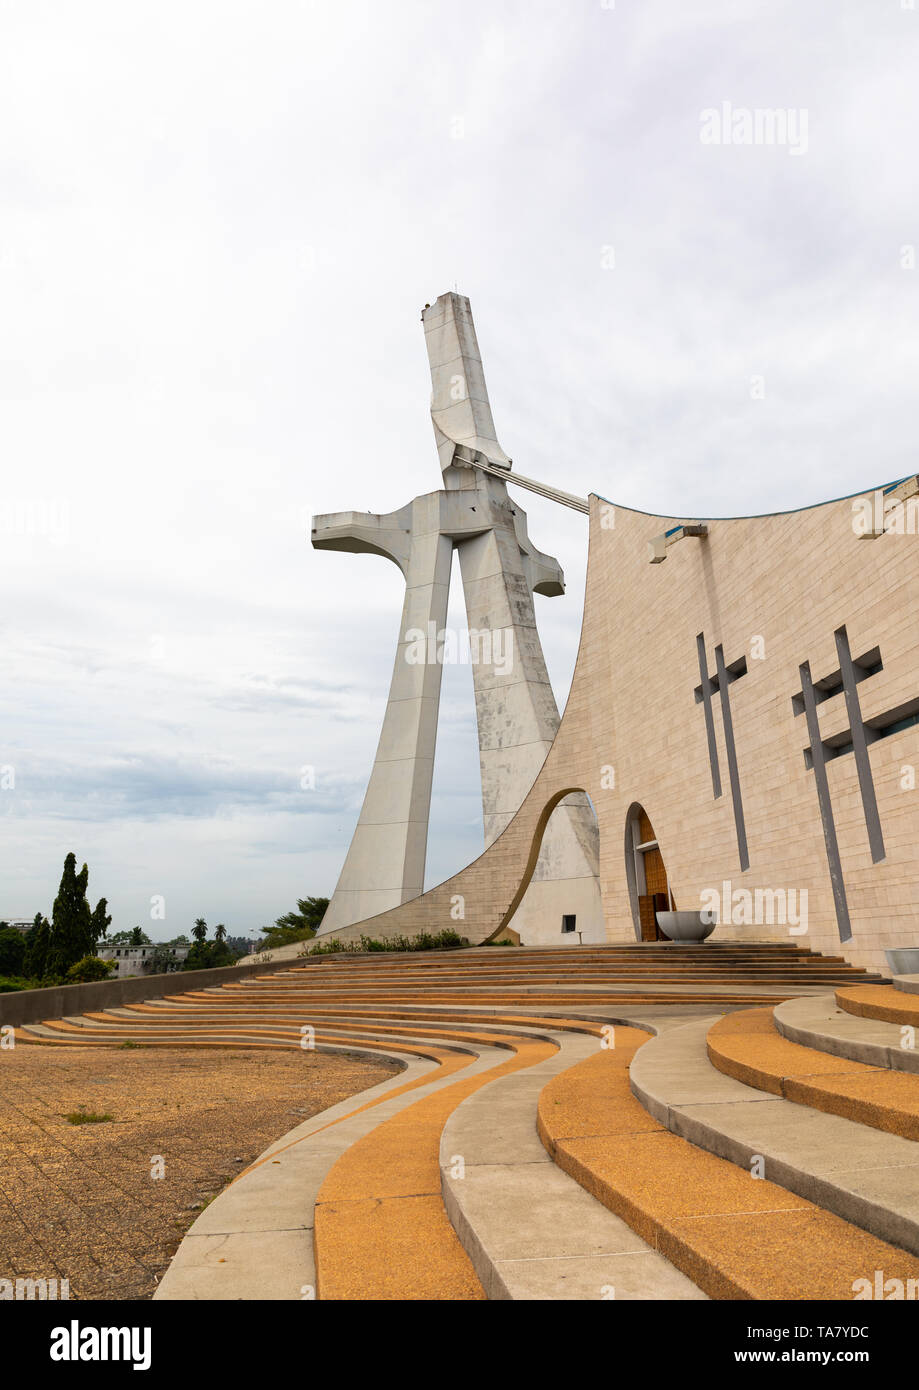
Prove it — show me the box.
[0,1044,397,1300]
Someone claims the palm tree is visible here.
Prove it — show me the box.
[192,918,208,943]
[214,923,226,944]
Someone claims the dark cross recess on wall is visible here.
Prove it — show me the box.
[694,634,750,872]
[794,624,919,943]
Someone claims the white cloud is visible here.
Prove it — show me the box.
[1,0,916,935]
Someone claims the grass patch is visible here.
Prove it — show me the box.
[64,1108,114,1125]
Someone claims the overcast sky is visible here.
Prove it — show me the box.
[1,1,917,939]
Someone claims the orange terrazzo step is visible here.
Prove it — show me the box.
[706,1007,919,1140]
[837,984,919,1027]
[537,1029,919,1299]
[314,1036,556,1300]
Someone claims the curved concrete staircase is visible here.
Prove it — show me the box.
[17,941,914,1301]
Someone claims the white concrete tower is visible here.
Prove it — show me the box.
[313,293,604,943]
[423,292,603,942]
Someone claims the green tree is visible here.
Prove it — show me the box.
[24,916,51,978]
[147,945,181,975]
[259,897,329,950]
[48,853,94,975]
[182,938,237,971]
[0,927,26,976]
[191,918,208,943]
[214,923,227,943]
[275,897,327,935]
[89,898,112,947]
[107,928,150,946]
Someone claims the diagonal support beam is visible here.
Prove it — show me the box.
[799,659,853,943]
[312,500,452,935]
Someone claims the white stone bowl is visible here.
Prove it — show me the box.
[655,910,717,943]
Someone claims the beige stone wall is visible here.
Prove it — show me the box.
[325,486,919,973]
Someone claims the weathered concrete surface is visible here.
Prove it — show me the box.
[312,498,452,935]
[544,1026,919,1300]
[0,955,299,1029]
[424,293,602,944]
[774,993,919,1072]
[440,1024,707,1299]
[316,479,919,971]
[312,294,919,971]
[630,1016,919,1256]
[423,289,513,476]
[314,292,603,944]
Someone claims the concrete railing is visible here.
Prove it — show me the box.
[0,955,307,1029]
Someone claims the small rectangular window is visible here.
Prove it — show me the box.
[561,915,577,934]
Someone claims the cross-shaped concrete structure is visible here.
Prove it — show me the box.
[313,292,602,941]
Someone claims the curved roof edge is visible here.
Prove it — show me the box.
[590,476,909,524]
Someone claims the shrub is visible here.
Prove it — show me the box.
[306,928,468,956]
[305,937,353,955]
[65,956,116,984]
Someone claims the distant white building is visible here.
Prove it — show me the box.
[97,944,189,977]
[2,919,36,934]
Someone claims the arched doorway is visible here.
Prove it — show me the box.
[485,785,604,945]
[624,805,675,941]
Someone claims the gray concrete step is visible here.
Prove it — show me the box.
[629,1015,919,1256]
[773,994,919,1073]
[440,1028,707,1300]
